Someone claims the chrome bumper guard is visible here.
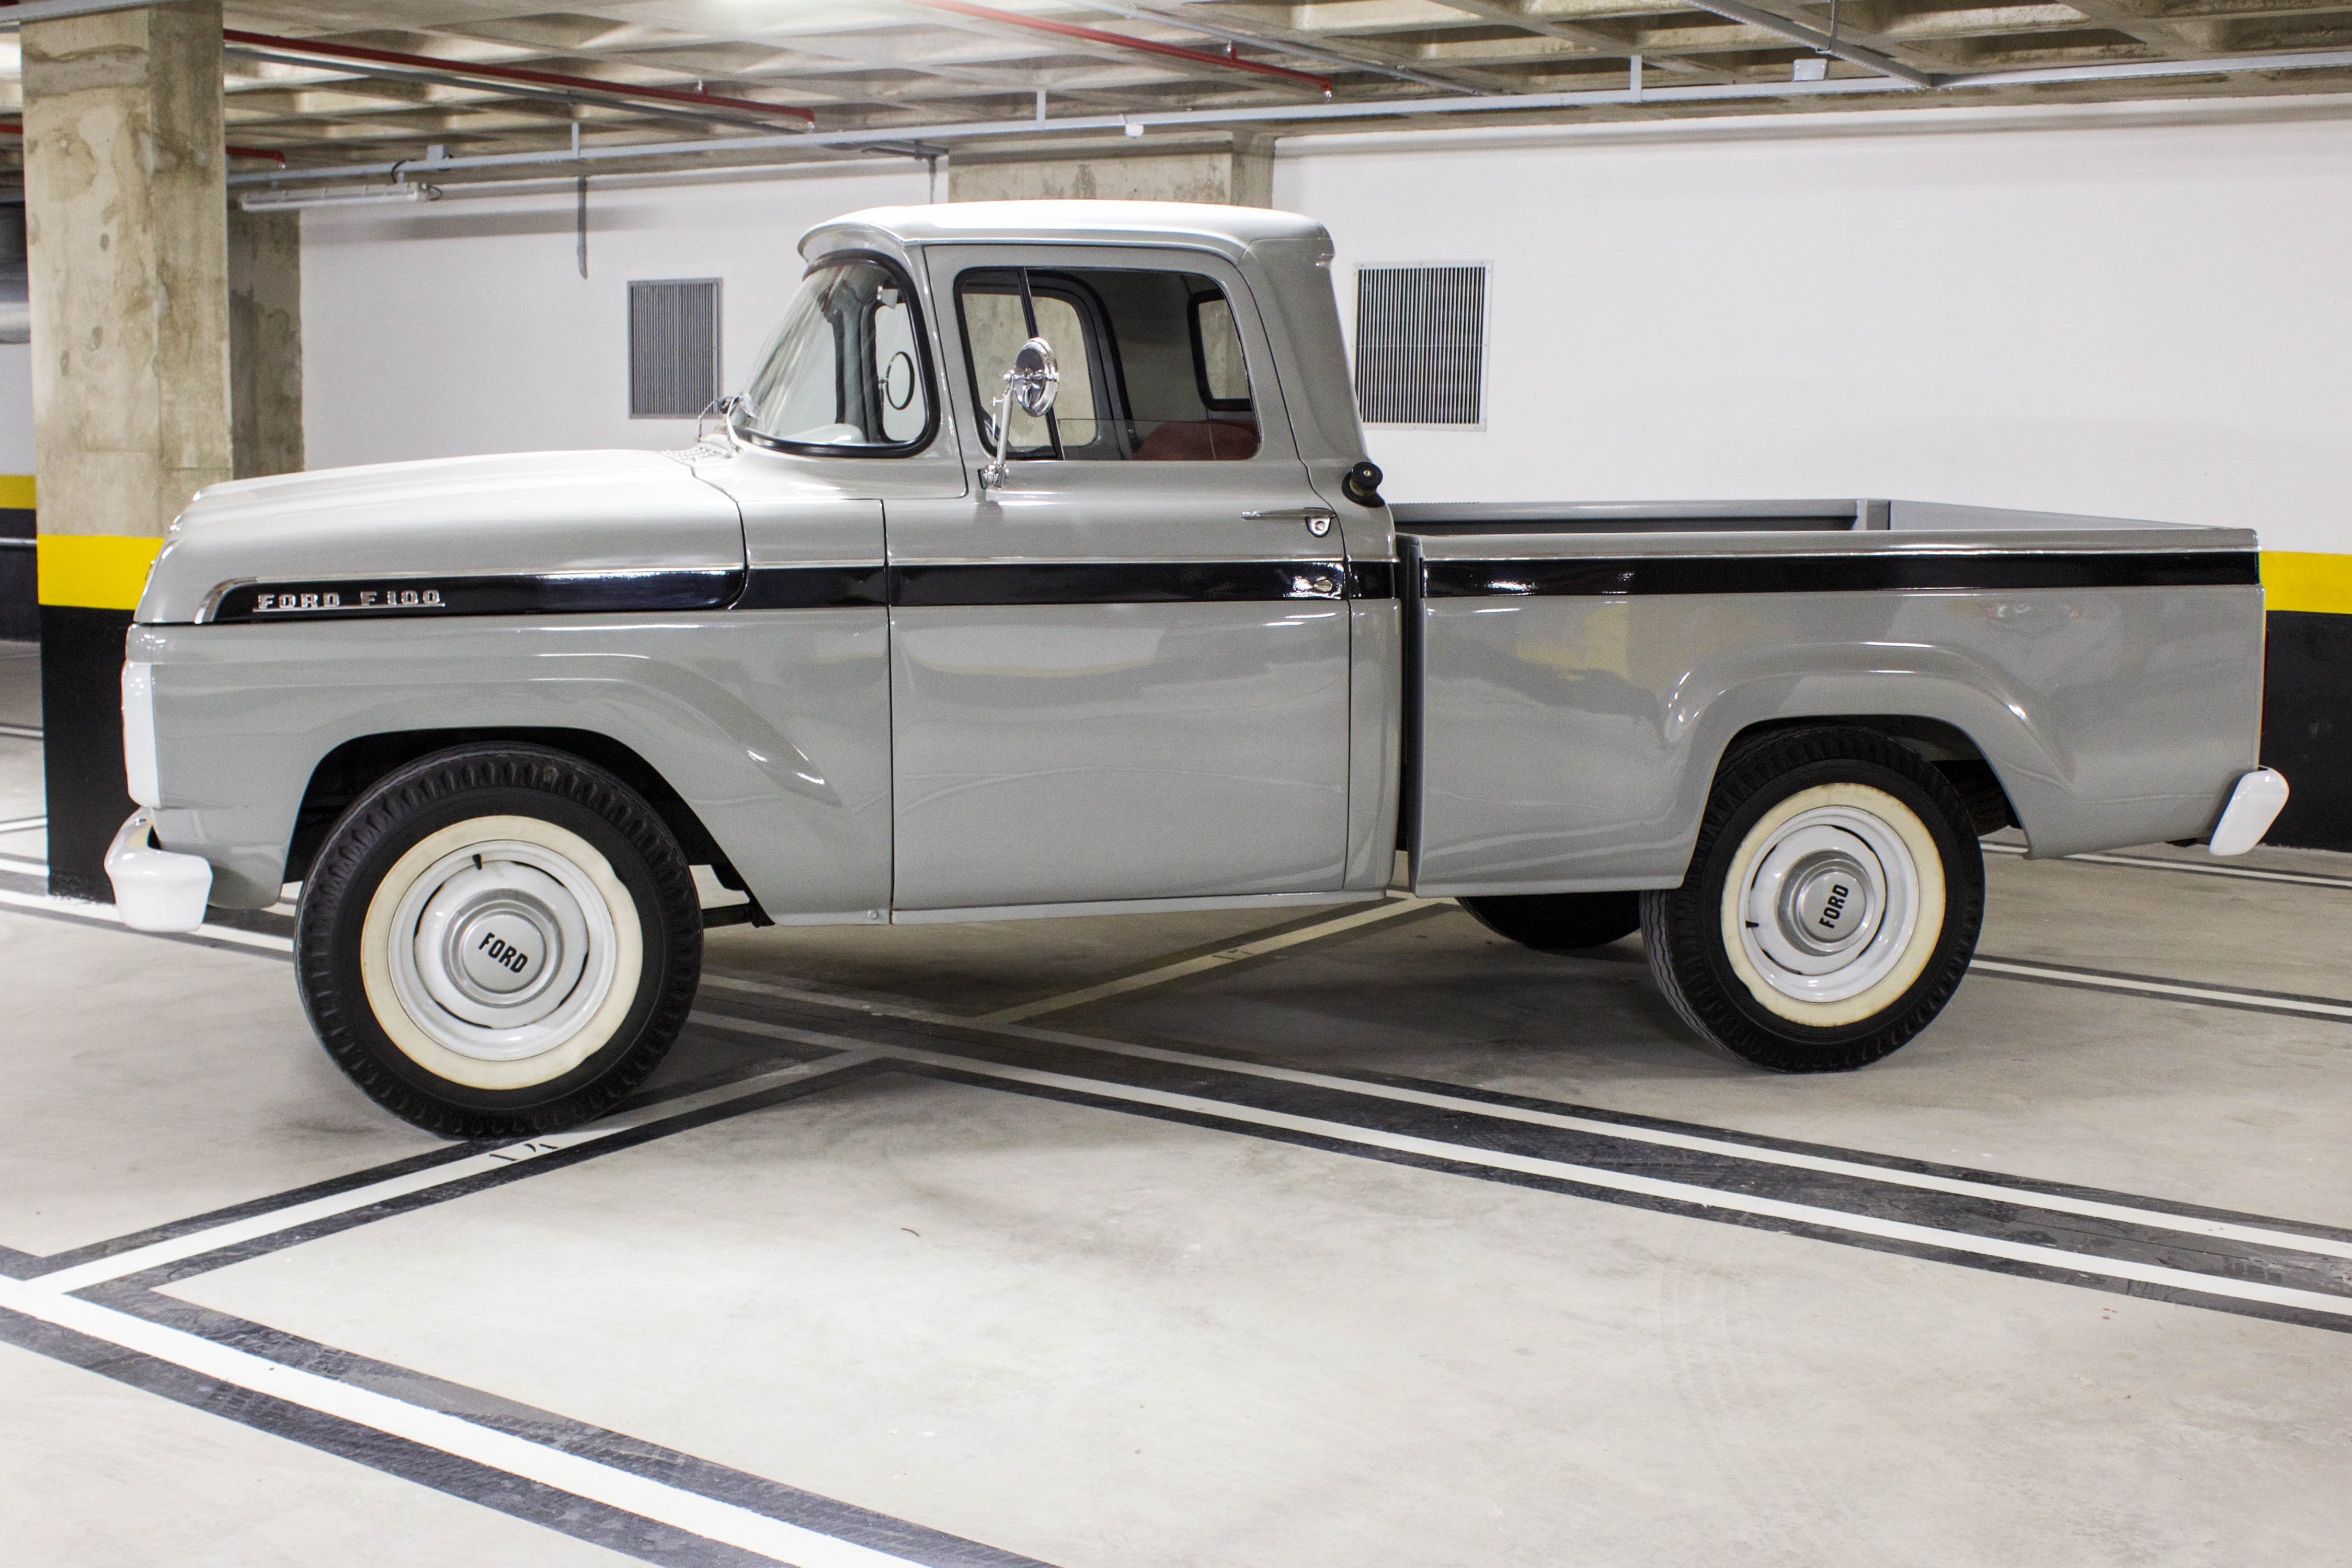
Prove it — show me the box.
[2207,768,2290,857]
[104,808,213,932]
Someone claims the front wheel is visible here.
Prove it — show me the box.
[296,746,703,1137]
[1642,727,1984,1072]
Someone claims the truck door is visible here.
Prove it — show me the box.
[886,246,1353,911]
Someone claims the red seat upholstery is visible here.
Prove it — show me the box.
[1134,416,1260,462]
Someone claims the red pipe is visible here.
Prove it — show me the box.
[0,124,289,166]
[224,30,818,126]
[901,0,1331,94]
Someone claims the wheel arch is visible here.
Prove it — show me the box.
[1716,714,2020,837]
[286,727,747,896]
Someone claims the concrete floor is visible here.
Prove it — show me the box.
[3,635,2349,1567]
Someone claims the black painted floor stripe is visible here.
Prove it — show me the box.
[896,1060,2352,1338]
[85,1284,1055,1568]
[1973,953,2352,1022]
[703,979,2352,1246]
[682,998,2352,1331]
[1984,840,2352,890]
[0,1304,785,1568]
[24,1046,858,1285]
[1192,1056,2352,1246]
[22,1139,505,1280]
[116,1054,902,1291]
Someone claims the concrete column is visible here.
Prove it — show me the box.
[25,0,232,900]
[949,131,1275,206]
[229,208,303,479]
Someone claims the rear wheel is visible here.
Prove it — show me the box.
[295,745,702,1137]
[1641,727,1983,1072]
[1460,891,1640,953]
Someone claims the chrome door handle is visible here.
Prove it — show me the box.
[1243,506,1336,537]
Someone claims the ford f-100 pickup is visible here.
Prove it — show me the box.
[104,200,2289,1136]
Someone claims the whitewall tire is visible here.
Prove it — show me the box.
[297,746,702,1136]
[1642,728,1984,1072]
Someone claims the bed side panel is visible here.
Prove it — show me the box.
[1408,531,2264,896]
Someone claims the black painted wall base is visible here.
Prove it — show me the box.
[2260,609,2352,853]
[0,508,32,643]
[40,604,134,901]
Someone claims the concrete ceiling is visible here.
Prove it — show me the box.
[7,0,2352,174]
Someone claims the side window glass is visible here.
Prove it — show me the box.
[955,266,1259,462]
[1191,294,1250,408]
[737,258,933,454]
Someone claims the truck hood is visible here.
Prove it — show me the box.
[138,450,745,624]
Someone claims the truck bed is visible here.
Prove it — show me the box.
[1389,501,2266,898]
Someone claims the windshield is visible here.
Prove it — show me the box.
[735,258,932,455]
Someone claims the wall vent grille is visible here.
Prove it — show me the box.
[629,278,722,419]
[1353,265,1487,427]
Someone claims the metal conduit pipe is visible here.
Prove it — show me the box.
[896,0,1333,94]
[223,48,2352,190]
[1055,0,1498,94]
[221,29,817,126]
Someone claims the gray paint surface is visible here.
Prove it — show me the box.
[124,201,2269,920]
[1406,526,2262,892]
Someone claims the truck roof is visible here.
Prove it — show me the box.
[800,200,1332,266]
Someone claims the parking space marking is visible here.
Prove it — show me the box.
[1983,839,2352,890]
[1972,955,2352,1020]
[22,1051,883,1295]
[0,1279,937,1568]
[690,1006,2352,1330]
[0,884,294,953]
[977,895,1440,1022]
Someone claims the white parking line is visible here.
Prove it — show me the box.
[1971,957,2352,1020]
[696,980,2352,1263]
[689,1009,2352,1322]
[1983,839,2352,889]
[0,1274,919,1568]
[23,1050,881,1295]
[978,896,1438,1022]
[0,886,294,954]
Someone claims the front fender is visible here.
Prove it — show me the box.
[129,613,892,919]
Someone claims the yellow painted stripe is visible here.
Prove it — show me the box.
[2263,552,2352,616]
[37,534,165,611]
[0,475,33,511]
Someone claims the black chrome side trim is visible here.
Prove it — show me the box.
[208,568,745,624]
[1423,550,2260,599]
[735,566,888,610]
[1346,559,1397,601]
[890,560,1349,607]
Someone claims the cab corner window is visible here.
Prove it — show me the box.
[737,257,933,456]
[957,267,1260,463]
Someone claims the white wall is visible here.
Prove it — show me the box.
[0,344,34,475]
[296,96,2352,553]
[301,162,932,468]
[1276,96,2352,551]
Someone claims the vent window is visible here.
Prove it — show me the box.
[629,278,722,419]
[1353,265,1487,427]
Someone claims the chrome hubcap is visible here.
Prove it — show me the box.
[387,840,618,1062]
[1737,804,1921,1006]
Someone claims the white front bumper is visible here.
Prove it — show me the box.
[2208,768,2290,857]
[104,808,213,932]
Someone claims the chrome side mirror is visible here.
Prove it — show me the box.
[982,336,1058,489]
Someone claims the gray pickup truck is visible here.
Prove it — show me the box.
[106,200,2286,1137]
